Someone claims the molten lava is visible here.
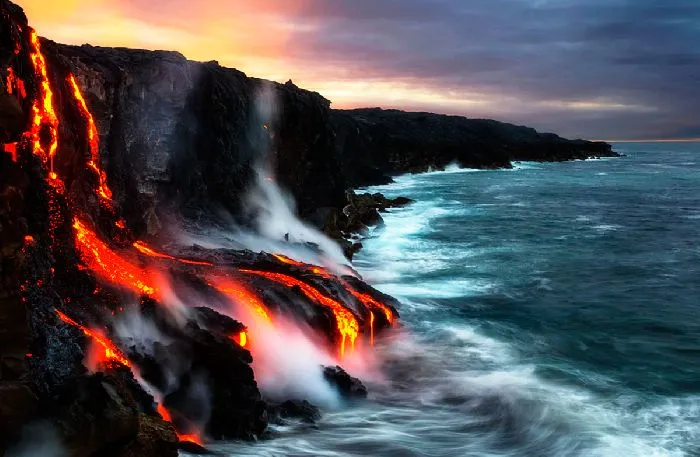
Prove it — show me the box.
[72,218,158,297]
[3,142,17,161]
[133,241,213,266]
[272,254,394,331]
[343,285,394,324]
[54,309,131,368]
[239,269,359,357]
[5,67,26,99]
[212,278,272,323]
[27,30,59,174]
[156,403,203,445]
[231,331,248,348]
[272,253,334,279]
[67,74,113,203]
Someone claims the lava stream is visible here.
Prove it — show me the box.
[156,403,203,445]
[54,309,131,368]
[67,74,113,203]
[211,278,272,323]
[239,269,359,357]
[72,218,158,297]
[273,254,394,325]
[27,29,59,174]
[133,241,214,266]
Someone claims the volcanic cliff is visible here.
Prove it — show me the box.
[0,0,615,455]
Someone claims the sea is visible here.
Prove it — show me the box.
[202,142,700,457]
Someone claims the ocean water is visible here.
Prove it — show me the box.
[204,143,700,456]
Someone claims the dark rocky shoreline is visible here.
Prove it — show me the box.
[0,0,617,454]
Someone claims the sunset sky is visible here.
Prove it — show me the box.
[19,0,700,140]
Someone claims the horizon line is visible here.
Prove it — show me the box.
[594,138,700,143]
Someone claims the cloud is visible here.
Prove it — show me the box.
[20,0,700,139]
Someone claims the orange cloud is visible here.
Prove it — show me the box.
[18,0,310,79]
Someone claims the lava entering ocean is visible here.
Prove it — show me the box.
[2,15,398,454]
[239,269,360,357]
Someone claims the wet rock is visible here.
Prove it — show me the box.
[56,373,141,457]
[268,400,322,424]
[177,440,212,455]
[136,303,267,441]
[111,414,178,457]
[322,366,368,399]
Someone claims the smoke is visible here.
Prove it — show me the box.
[173,82,353,276]
[6,422,66,457]
[212,281,342,409]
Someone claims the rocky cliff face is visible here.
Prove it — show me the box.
[331,108,617,184]
[0,1,395,455]
[46,43,616,236]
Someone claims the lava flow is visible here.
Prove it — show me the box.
[156,403,203,445]
[272,253,333,278]
[27,29,59,175]
[133,241,214,266]
[231,330,248,348]
[5,66,27,99]
[67,73,113,203]
[55,309,131,368]
[211,278,272,323]
[343,285,394,324]
[72,218,158,297]
[239,269,359,357]
[272,254,394,328]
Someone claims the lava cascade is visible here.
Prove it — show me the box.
[72,218,158,297]
[133,241,214,266]
[211,277,272,323]
[55,309,131,368]
[239,269,359,357]
[26,29,58,175]
[5,21,399,451]
[67,73,113,203]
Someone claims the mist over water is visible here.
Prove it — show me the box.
[197,143,700,457]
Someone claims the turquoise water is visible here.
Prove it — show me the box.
[211,143,700,456]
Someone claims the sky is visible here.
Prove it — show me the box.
[19,0,700,140]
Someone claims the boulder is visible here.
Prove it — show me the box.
[322,366,368,399]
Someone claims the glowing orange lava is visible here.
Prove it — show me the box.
[133,241,214,266]
[67,74,113,203]
[156,402,203,445]
[212,278,272,323]
[343,285,394,324]
[27,30,59,174]
[240,269,359,357]
[230,331,248,348]
[370,311,375,346]
[272,254,394,328]
[73,218,158,297]
[272,253,333,279]
[3,142,17,161]
[5,67,26,99]
[54,309,131,367]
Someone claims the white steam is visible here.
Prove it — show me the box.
[6,422,66,457]
[174,82,353,275]
[243,165,350,268]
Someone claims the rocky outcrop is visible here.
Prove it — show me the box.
[322,366,368,399]
[331,108,617,184]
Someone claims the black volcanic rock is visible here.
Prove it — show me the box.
[268,399,322,425]
[322,366,368,399]
[331,108,617,184]
[40,42,616,238]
